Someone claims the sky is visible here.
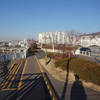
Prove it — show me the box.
[0,0,100,40]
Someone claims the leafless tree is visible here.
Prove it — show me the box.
[65,29,82,57]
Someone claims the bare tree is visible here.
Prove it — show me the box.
[51,32,55,53]
[65,29,82,57]
[44,32,48,60]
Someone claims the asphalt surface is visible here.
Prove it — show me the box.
[17,56,51,100]
[1,54,51,100]
[36,50,100,100]
[1,60,25,100]
[1,49,100,100]
[77,55,100,64]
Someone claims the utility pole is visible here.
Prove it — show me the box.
[44,32,48,65]
[52,32,55,53]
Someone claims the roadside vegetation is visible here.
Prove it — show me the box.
[55,57,100,85]
[27,42,37,56]
[46,45,100,86]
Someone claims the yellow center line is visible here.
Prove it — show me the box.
[17,59,27,90]
[7,61,22,88]
[35,56,44,73]
[1,63,15,86]
[34,56,56,100]
[2,64,18,89]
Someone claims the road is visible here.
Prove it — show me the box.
[77,55,100,64]
[1,50,100,100]
[1,55,52,100]
[36,50,100,100]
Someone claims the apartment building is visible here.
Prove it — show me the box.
[38,32,69,45]
[79,32,100,47]
[39,31,100,47]
[75,32,100,56]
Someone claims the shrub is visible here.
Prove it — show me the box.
[47,52,55,58]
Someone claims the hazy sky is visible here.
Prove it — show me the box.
[0,0,100,40]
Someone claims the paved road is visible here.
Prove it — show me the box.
[36,50,100,100]
[1,55,51,100]
[1,60,25,99]
[77,55,100,64]
[17,56,51,100]
[1,50,100,100]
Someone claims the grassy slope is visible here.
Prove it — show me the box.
[55,57,100,85]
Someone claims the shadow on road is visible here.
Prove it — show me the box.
[26,53,35,58]
[3,73,52,100]
[44,72,60,100]
[0,60,10,78]
[70,74,87,100]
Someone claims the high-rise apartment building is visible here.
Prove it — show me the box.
[38,32,69,45]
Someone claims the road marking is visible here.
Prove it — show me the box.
[2,62,21,89]
[2,64,18,89]
[17,59,27,90]
[1,63,15,86]
[34,56,56,100]
[2,88,17,91]
[7,61,22,88]
[35,56,44,73]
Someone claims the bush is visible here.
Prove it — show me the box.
[27,48,37,55]
[47,52,68,59]
[47,52,55,58]
[55,57,100,85]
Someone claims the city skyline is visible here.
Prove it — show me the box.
[0,0,100,40]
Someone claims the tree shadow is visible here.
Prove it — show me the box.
[26,49,39,58]
[70,74,87,100]
[26,53,35,58]
[61,58,70,100]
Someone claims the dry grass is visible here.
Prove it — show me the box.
[55,57,100,85]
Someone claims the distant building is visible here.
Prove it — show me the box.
[0,39,29,60]
[75,32,100,56]
[38,32,69,45]
[79,32,100,47]
[39,31,100,48]
[18,40,25,47]
[8,40,19,47]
